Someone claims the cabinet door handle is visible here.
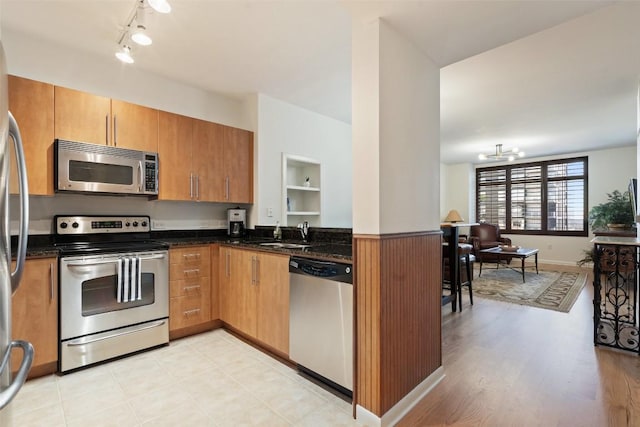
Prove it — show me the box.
[49,263,54,301]
[113,115,118,146]
[105,115,109,145]
[251,256,256,285]
[195,175,200,199]
[189,173,194,199]
[225,251,230,278]
[255,258,260,285]
[225,176,230,200]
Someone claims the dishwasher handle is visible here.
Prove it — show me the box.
[289,257,352,284]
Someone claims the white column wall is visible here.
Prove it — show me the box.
[352,18,381,234]
[353,19,439,235]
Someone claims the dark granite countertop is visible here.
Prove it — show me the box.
[16,231,352,262]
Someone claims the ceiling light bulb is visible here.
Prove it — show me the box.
[131,26,152,45]
[115,45,134,63]
[148,0,171,13]
[512,147,519,153]
[518,151,525,157]
[508,155,515,161]
[479,154,487,160]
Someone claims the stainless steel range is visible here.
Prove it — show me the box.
[54,215,169,373]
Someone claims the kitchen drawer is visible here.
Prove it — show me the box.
[170,277,210,299]
[170,293,211,330]
[170,246,211,268]
[170,264,209,281]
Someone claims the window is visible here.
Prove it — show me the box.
[476,157,588,236]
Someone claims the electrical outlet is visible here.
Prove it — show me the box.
[267,207,273,217]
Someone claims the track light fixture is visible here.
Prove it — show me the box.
[131,4,152,46]
[149,0,171,14]
[115,45,134,64]
[115,0,171,63]
[478,144,525,162]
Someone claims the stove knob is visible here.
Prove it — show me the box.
[72,222,79,229]
[60,222,68,229]
[125,222,131,227]
[141,221,148,227]
[132,221,139,227]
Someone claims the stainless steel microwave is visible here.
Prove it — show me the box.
[54,139,158,196]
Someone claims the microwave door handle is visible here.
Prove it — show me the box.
[138,161,143,192]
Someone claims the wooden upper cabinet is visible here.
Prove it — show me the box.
[54,86,111,145]
[55,86,159,151]
[192,119,224,202]
[8,75,55,195]
[158,111,193,201]
[224,126,253,203]
[111,100,158,152]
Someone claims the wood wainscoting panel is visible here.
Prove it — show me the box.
[354,231,442,416]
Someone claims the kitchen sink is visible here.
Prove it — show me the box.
[259,242,312,249]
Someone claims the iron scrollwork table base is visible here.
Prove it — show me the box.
[592,239,640,354]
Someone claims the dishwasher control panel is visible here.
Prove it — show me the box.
[289,257,352,284]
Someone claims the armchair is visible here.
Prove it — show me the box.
[468,223,513,264]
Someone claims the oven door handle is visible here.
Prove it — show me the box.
[65,320,167,347]
[65,254,166,267]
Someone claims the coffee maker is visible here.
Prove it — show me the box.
[227,207,246,237]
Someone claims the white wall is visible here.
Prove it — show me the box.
[440,163,474,222]
[441,145,637,265]
[252,94,352,228]
[3,29,354,233]
[3,28,248,129]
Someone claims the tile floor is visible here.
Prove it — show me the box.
[5,329,363,426]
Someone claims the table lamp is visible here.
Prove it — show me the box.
[444,209,464,223]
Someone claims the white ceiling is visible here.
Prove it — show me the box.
[2,1,638,164]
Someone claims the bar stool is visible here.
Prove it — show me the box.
[442,243,474,311]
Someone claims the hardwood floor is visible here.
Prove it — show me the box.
[398,267,640,427]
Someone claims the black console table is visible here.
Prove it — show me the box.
[591,236,640,354]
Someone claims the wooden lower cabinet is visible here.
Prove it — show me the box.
[219,247,289,355]
[11,257,58,377]
[169,245,211,332]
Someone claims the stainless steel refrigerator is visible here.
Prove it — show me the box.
[0,40,33,417]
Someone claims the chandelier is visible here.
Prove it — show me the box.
[478,144,524,162]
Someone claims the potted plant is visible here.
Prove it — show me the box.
[588,189,635,230]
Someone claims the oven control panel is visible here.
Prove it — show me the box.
[56,215,151,234]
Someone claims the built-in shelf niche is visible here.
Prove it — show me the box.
[282,153,321,226]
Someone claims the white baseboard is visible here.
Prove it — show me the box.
[356,366,445,427]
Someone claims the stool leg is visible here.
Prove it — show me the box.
[457,255,463,312]
[465,254,473,305]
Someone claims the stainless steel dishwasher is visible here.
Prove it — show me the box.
[289,256,353,395]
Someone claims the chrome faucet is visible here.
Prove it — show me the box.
[297,221,309,242]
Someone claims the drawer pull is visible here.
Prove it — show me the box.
[183,253,201,260]
[183,285,201,292]
[184,268,200,277]
[183,308,201,317]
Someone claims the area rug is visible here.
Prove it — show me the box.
[472,268,587,313]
